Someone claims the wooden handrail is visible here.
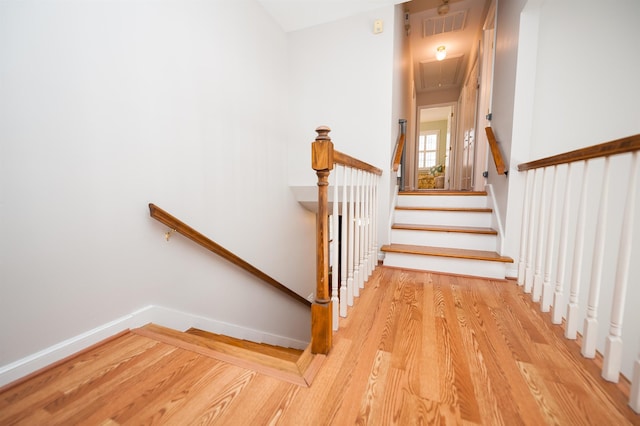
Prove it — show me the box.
[485,127,507,175]
[334,150,383,176]
[148,203,311,308]
[518,133,640,171]
[392,119,407,172]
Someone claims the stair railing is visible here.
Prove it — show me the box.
[485,126,507,176]
[516,133,640,412]
[311,126,383,354]
[392,119,407,191]
[148,203,311,308]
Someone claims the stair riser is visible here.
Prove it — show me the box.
[382,252,507,279]
[394,210,493,227]
[390,229,497,251]
[397,195,487,209]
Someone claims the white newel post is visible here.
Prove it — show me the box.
[566,161,589,340]
[553,163,572,325]
[603,151,638,382]
[533,168,547,302]
[340,166,349,318]
[582,157,610,358]
[541,165,558,312]
[518,170,532,286]
[347,167,355,307]
[525,169,538,293]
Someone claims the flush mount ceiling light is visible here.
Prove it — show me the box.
[438,0,450,16]
[436,45,447,61]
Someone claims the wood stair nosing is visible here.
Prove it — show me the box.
[391,223,498,235]
[132,323,324,387]
[399,190,488,196]
[185,328,302,362]
[380,244,513,263]
[395,206,492,213]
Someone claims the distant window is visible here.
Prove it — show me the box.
[418,131,439,169]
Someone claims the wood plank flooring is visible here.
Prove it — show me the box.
[1,267,639,425]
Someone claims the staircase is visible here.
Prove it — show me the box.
[381,191,513,279]
[132,323,323,387]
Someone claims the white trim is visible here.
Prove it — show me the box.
[485,183,505,254]
[0,305,309,388]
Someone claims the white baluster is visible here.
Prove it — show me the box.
[353,169,361,298]
[603,151,639,382]
[525,169,538,293]
[582,157,610,357]
[533,168,547,302]
[630,340,640,412]
[541,165,558,312]
[347,167,355,306]
[553,163,572,325]
[362,172,370,284]
[566,161,589,340]
[359,171,366,290]
[518,170,532,286]
[370,176,378,274]
[331,166,340,331]
[367,173,374,277]
[340,167,349,318]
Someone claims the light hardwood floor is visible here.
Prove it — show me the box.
[2,267,639,425]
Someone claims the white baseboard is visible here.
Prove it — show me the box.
[0,305,309,388]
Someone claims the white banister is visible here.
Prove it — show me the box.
[347,167,356,307]
[517,170,532,286]
[565,161,589,340]
[525,169,538,293]
[541,165,557,312]
[603,151,639,382]
[340,166,349,318]
[533,168,547,303]
[331,166,340,330]
[553,163,572,325]
[582,157,610,357]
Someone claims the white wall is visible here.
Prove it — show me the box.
[0,0,315,371]
[287,5,397,246]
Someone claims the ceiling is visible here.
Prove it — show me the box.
[257,0,490,97]
[405,0,490,95]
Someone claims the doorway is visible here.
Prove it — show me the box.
[416,105,454,190]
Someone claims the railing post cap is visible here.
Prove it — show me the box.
[315,126,332,141]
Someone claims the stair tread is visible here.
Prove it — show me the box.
[185,328,302,362]
[381,244,513,263]
[399,190,487,196]
[396,206,492,212]
[132,323,320,386]
[392,223,497,235]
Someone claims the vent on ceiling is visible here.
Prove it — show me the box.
[423,10,467,37]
